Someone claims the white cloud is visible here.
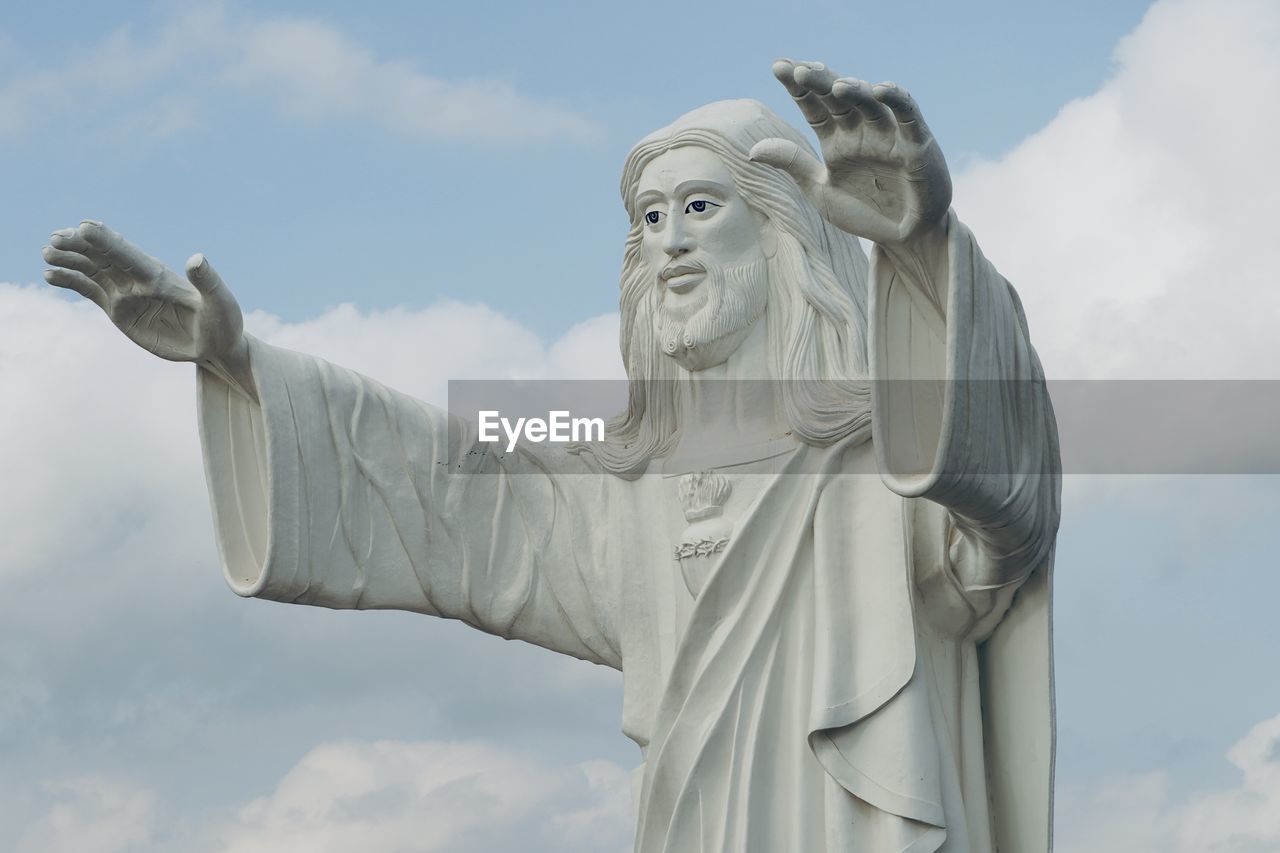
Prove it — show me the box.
[225,18,601,144]
[546,313,627,380]
[244,301,622,403]
[214,740,630,853]
[0,7,230,138]
[0,6,599,144]
[1056,713,1280,853]
[0,285,205,589]
[2,742,631,853]
[954,0,1280,379]
[15,777,156,853]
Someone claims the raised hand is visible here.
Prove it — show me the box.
[42,222,254,396]
[750,59,952,248]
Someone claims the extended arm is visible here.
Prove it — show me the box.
[44,225,622,668]
[199,341,622,667]
[755,60,1060,601]
[869,213,1059,623]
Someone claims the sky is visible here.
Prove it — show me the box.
[2,1,1280,851]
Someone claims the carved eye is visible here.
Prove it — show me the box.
[645,210,662,225]
[685,199,720,214]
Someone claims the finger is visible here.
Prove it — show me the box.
[872,83,933,145]
[50,225,94,252]
[42,245,97,276]
[793,62,840,97]
[77,221,160,275]
[186,254,243,348]
[771,58,830,130]
[830,78,892,127]
[749,138,827,193]
[50,229,93,253]
[794,63,847,135]
[44,267,108,309]
[185,253,224,297]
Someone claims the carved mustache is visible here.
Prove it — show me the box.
[660,261,707,281]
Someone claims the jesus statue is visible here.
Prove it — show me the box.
[42,60,1060,853]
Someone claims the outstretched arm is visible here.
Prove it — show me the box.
[43,221,257,400]
[42,224,622,668]
[755,61,1059,597]
[199,340,622,668]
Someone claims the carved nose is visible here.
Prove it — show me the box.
[662,218,695,257]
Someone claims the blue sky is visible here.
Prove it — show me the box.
[1,0,1153,336]
[3,1,1280,850]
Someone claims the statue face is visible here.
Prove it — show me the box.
[635,146,770,370]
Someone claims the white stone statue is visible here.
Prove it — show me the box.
[42,60,1060,853]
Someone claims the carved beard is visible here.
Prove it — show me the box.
[654,257,769,371]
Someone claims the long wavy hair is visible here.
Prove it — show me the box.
[587,101,874,478]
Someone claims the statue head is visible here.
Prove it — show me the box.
[592,100,874,476]
[633,143,773,372]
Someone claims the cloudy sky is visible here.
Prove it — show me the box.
[3,0,1280,850]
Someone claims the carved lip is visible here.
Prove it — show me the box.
[661,262,706,293]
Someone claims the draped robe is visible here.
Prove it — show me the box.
[197,212,1060,852]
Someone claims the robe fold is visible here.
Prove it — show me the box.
[197,211,1059,852]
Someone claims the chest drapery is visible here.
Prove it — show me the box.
[612,437,1020,853]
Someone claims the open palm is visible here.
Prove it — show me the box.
[751,60,952,246]
[42,221,243,364]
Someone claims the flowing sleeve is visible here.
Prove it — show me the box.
[195,336,621,669]
[867,210,1061,609]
